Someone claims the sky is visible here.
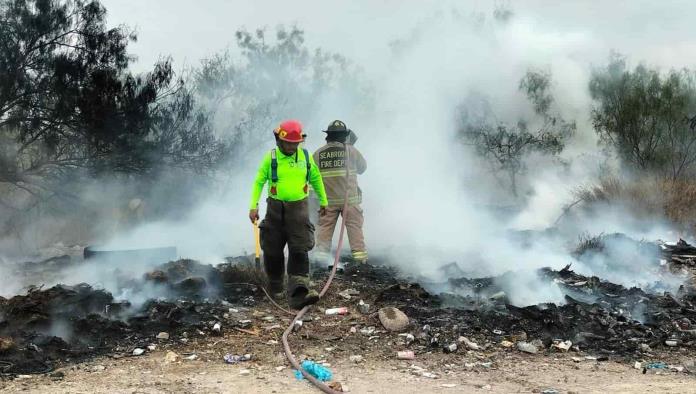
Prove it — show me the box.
[101,0,696,74]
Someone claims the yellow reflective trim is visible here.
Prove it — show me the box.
[320,170,357,178]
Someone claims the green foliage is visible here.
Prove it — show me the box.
[589,54,696,179]
[461,69,575,196]
[194,26,370,165]
[0,0,223,194]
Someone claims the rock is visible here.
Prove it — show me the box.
[517,341,538,354]
[500,340,514,348]
[458,336,480,350]
[156,332,170,340]
[275,366,285,372]
[378,307,409,332]
[480,384,492,390]
[349,355,364,363]
[639,343,652,352]
[132,348,145,356]
[89,365,106,372]
[164,350,179,363]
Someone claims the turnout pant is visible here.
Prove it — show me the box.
[316,205,367,260]
[259,198,315,291]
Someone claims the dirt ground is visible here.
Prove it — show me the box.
[2,336,695,394]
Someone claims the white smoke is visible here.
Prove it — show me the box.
[4,1,693,305]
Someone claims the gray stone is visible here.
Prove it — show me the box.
[378,307,409,332]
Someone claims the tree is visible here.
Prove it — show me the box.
[589,54,696,179]
[460,69,575,196]
[194,26,370,166]
[0,0,224,196]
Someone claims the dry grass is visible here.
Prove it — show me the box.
[574,176,696,234]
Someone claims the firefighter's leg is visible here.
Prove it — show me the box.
[285,199,319,309]
[261,199,287,296]
[345,204,368,263]
[313,206,341,265]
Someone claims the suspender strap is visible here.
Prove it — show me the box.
[303,149,310,183]
[270,149,278,183]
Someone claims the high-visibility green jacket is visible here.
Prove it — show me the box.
[249,147,328,209]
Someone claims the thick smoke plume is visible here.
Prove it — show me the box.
[3,1,694,305]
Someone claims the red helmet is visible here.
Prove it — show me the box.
[275,119,305,142]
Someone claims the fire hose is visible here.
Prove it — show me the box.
[254,144,351,394]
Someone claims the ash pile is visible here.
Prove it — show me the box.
[1,234,696,377]
[0,257,261,375]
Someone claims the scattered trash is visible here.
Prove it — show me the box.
[238,319,252,328]
[551,340,572,352]
[239,368,251,375]
[500,340,514,348]
[212,322,222,333]
[399,333,415,345]
[328,381,344,392]
[358,299,370,314]
[89,365,106,372]
[164,350,179,363]
[360,326,376,336]
[379,307,409,332]
[184,354,198,361]
[349,355,364,363]
[634,361,642,369]
[224,354,252,364]
[147,344,157,351]
[132,348,145,356]
[293,320,303,332]
[156,332,170,340]
[646,362,667,369]
[665,340,678,347]
[275,366,285,372]
[294,360,333,382]
[480,384,492,390]
[441,383,457,388]
[541,389,559,394]
[443,343,458,353]
[397,351,415,360]
[349,326,357,334]
[639,343,652,352]
[458,336,480,350]
[325,307,349,316]
[261,316,275,322]
[338,288,359,300]
[492,329,503,335]
[516,342,537,354]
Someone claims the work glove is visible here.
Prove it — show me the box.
[249,209,259,224]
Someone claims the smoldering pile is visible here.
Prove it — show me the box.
[0,258,262,375]
[1,235,696,377]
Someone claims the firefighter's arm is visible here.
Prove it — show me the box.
[249,152,271,210]
[352,146,367,174]
[308,154,328,207]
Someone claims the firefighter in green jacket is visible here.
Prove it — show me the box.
[249,119,328,309]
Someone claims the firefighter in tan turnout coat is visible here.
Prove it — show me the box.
[313,120,368,263]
